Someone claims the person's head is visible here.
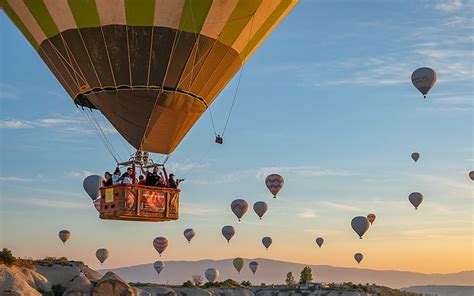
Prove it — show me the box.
[139,175,144,180]
[126,167,133,174]
[114,168,121,175]
[104,172,112,179]
[169,173,175,180]
[153,166,159,173]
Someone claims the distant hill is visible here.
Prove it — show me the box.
[402,285,474,296]
[100,258,473,289]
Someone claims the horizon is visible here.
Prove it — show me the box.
[1,0,473,279]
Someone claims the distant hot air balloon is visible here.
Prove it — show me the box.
[153,237,168,256]
[222,226,235,243]
[265,174,284,198]
[411,152,420,163]
[233,258,244,273]
[262,237,272,250]
[367,214,376,225]
[315,237,324,248]
[409,192,423,210]
[1,1,299,156]
[96,248,109,264]
[354,253,363,264]
[83,175,105,201]
[253,201,268,220]
[411,67,437,98]
[469,171,474,181]
[58,230,71,244]
[351,216,370,239]
[231,199,248,221]
[93,198,101,212]
[249,261,259,274]
[205,268,219,283]
[153,261,165,275]
[183,229,195,243]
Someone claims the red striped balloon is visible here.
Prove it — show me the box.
[231,199,248,221]
[367,213,376,225]
[153,237,168,256]
[265,174,284,198]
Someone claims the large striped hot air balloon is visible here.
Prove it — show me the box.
[265,174,284,198]
[1,0,299,154]
[231,199,248,221]
[153,237,168,256]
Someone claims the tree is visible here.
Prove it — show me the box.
[285,272,296,287]
[182,280,194,288]
[241,280,251,287]
[192,275,203,286]
[300,266,313,284]
[0,248,16,266]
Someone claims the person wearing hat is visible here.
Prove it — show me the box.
[118,167,133,184]
[169,173,184,189]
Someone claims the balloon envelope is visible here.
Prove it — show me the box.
[205,268,219,283]
[315,237,324,248]
[249,261,259,274]
[183,229,195,243]
[367,214,376,225]
[58,230,71,244]
[253,201,268,219]
[409,192,423,209]
[411,152,420,163]
[153,261,165,275]
[83,175,105,201]
[222,226,235,243]
[469,171,474,181]
[354,253,363,264]
[233,258,244,273]
[351,216,370,239]
[1,1,299,154]
[94,198,101,212]
[96,248,109,264]
[153,237,169,256]
[265,174,284,198]
[411,67,437,98]
[262,237,272,249]
[231,199,248,221]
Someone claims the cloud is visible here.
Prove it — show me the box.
[297,210,317,219]
[0,83,17,99]
[167,162,209,173]
[321,201,361,212]
[26,198,91,209]
[0,117,75,129]
[64,171,94,178]
[413,174,472,191]
[180,204,214,215]
[0,176,33,182]
[255,166,352,179]
[434,0,463,12]
[0,120,34,128]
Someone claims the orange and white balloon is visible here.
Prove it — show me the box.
[265,174,284,198]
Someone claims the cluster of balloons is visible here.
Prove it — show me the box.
[232,258,259,274]
[58,230,110,265]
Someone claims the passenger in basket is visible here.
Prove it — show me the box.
[119,167,133,184]
[169,173,184,189]
[142,166,161,186]
[112,168,121,184]
[138,175,146,185]
[103,172,113,186]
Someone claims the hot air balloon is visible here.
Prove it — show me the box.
[153,261,165,275]
[153,237,168,256]
[1,1,298,155]
[354,253,363,264]
[253,201,268,220]
[93,198,101,212]
[58,230,71,244]
[222,226,235,243]
[367,214,376,225]
[205,268,219,283]
[262,237,272,250]
[409,192,423,210]
[351,216,370,239]
[96,248,109,264]
[411,67,437,98]
[233,258,244,273]
[265,174,284,198]
[411,152,420,163]
[231,199,248,221]
[183,229,195,243]
[249,261,259,274]
[83,175,105,201]
[315,237,324,248]
[469,171,474,181]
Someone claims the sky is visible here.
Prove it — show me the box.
[0,0,473,275]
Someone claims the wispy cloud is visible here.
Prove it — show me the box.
[321,201,361,212]
[413,174,472,191]
[297,210,317,219]
[434,0,463,12]
[180,203,214,215]
[0,117,75,129]
[10,197,91,209]
[255,166,352,179]
[0,176,33,182]
[167,162,209,173]
[64,171,93,178]
[0,83,17,100]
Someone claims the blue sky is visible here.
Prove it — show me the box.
[1,0,472,274]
